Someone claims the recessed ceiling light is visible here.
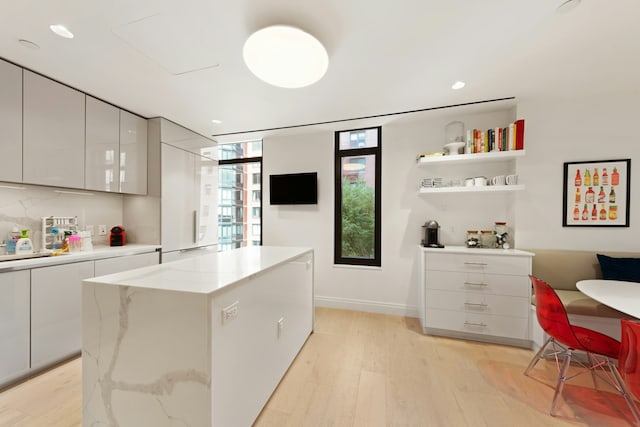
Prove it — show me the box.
[18,39,40,50]
[451,81,466,90]
[243,25,329,89]
[50,24,74,39]
[211,119,223,124]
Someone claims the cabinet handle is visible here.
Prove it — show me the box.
[193,210,198,244]
[464,321,487,327]
[464,281,487,287]
[464,302,489,307]
[464,262,487,266]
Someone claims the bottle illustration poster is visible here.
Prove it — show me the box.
[563,159,631,227]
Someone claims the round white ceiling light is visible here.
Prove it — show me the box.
[50,24,74,39]
[243,25,329,89]
[451,81,466,90]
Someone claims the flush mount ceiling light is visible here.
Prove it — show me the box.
[557,0,581,14]
[243,25,328,89]
[18,39,40,50]
[451,81,466,90]
[50,24,74,39]
[211,119,223,124]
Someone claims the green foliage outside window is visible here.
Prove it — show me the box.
[341,179,375,258]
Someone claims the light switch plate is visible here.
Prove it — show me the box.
[221,301,239,325]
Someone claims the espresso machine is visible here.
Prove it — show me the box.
[422,220,444,248]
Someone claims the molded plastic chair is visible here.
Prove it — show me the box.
[612,319,640,425]
[525,275,622,415]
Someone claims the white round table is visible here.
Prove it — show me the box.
[577,279,640,319]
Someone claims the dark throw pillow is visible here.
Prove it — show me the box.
[597,254,640,283]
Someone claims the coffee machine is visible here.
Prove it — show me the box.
[109,225,126,246]
[422,220,444,248]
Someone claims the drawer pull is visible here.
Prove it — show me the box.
[464,302,488,307]
[464,321,487,327]
[464,281,487,287]
[464,262,487,266]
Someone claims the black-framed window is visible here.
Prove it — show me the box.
[334,127,381,266]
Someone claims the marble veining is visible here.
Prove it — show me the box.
[83,284,211,426]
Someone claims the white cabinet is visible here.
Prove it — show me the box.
[94,251,159,276]
[0,59,23,183]
[23,71,85,188]
[119,110,147,195]
[161,143,217,252]
[85,98,148,194]
[85,96,120,192]
[420,247,533,348]
[31,261,94,368]
[0,270,30,386]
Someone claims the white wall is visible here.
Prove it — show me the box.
[516,93,639,251]
[263,109,516,317]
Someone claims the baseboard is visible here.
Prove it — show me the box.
[314,295,419,318]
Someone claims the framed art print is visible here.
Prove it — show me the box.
[562,159,631,227]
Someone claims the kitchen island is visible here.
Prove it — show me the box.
[82,246,314,427]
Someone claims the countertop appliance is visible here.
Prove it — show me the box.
[422,220,444,248]
[109,226,126,246]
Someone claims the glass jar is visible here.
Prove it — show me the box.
[494,222,509,249]
[466,230,480,248]
[480,230,495,248]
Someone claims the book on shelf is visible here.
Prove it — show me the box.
[515,119,525,150]
[466,118,524,155]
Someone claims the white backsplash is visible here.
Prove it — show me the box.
[0,182,124,250]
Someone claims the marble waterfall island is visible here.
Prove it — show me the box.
[82,246,314,426]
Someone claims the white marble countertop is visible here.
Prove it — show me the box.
[84,245,313,295]
[420,245,534,257]
[0,244,161,272]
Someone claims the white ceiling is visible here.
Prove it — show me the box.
[1,0,639,143]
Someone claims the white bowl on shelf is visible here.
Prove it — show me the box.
[443,142,465,155]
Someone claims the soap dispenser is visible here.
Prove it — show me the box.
[15,229,33,255]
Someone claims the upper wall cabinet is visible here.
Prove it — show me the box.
[23,71,85,189]
[85,96,119,192]
[119,110,147,195]
[0,59,23,183]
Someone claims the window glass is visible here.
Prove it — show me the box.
[335,128,381,266]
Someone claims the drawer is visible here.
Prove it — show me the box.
[425,252,531,276]
[426,309,530,340]
[426,289,529,318]
[425,270,531,298]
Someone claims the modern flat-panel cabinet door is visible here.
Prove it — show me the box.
[94,252,159,276]
[161,143,197,252]
[0,59,23,183]
[195,153,218,247]
[119,110,148,195]
[23,70,85,188]
[85,96,119,192]
[0,270,30,387]
[31,261,94,369]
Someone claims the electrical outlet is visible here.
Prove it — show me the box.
[277,317,285,339]
[98,225,107,235]
[221,301,239,325]
[86,225,94,236]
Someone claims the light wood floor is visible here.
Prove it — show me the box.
[0,307,636,426]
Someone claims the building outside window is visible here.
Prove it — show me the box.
[217,140,262,251]
[334,127,381,266]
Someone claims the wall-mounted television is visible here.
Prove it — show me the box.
[269,172,318,205]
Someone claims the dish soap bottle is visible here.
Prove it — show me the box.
[16,229,33,255]
[6,227,20,254]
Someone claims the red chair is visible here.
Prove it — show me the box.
[613,319,640,425]
[525,275,622,415]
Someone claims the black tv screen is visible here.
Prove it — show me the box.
[269,172,318,205]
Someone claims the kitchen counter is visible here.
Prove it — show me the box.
[0,244,160,272]
[82,245,314,427]
[84,245,312,294]
[421,245,535,257]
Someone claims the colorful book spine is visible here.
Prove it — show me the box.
[515,119,525,150]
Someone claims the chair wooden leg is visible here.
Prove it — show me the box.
[610,363,640,426]
[550,348,573,416]
[525,336,554,376]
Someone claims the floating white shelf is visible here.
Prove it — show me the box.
[418,184,525,194]
[417,150,525,167]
